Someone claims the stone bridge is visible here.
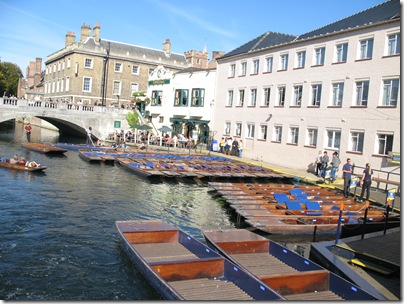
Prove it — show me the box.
[0,97,132,140]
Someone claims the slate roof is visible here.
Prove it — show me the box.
[220,0,400,60]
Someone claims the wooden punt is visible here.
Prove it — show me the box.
[115,158,165,178]
[47,142,116,151]
[203,229,378,300]
[116,220,285,301]
[0,160,47,172]
[22,142,67,154]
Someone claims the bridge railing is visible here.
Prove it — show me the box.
[1,97,128,115]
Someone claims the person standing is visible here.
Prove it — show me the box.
[342,158,353,198]
[320,151,329,178]
[330,151,341,182]
[86,127,93,145]
[358,163,373,202]
[315,150,322,176]
[231,138,239,156]
[24,123,32,142]
[238,139,243,158]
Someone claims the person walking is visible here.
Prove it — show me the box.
[24,123,32,142]
[342,158,353,198]
[315,150,322,176]
[86,127,93,146]
[330,151,341,182]
[358,163,373,202]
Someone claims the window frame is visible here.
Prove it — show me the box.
[292,85,303,106]
[240,62,247,76]
[229,64,236,77]
[335,42,348,63]
[249,88,257,107]
[326,129,341,150]
[306,128,318,147]
[376,133,393,155]
[359,38,374,60]
[238,89,245,106]
[314,47,326,65]
[84,58,93,69]
[280,54,289,70]
[151,90,163,106]
[224,122,231,136]
[259,124,267,140]
[331,82,344,106]
[387,33,400,56]
[349,131,365,153]
[114,63,122,73]
[263,87,270,106]
[296,50,306,68]
[252,59,259,74]
[191,88,205,107]
[265,57,273,73]
[174,89,189,107]
[82,77,92,92]
[311,84,322,106]
[277,86,286,106]
[272,125,282,143]
[382,78,399,106]
[113,80,121,96]
[235,122,242,137]
[132,65,140,75]
[355,80,369,106]
[227,90,234,107]
[246,123,255,139]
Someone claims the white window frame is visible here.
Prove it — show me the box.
[277,86,285,106]
[235,122,242,137]
[331,82,344,106]
[355,80,369,106]
[326,129,341,149]
[252,59,259,74]
[238,89,244,106]
[335,43,348,63]
[273,125,282,142]
[224,122,231,136]
[131,83,139,95]
[240,62,247,76]
[314,47,325,65]
[296,51,306,68]
[311,84,322,106]
[349,131,365,153]
[306,128,318,147]
[263,87,270,106]
[82,77,92,92]
[113,81,121,96]
[114,63,122,73]
[359,38,374,59]
[229,64,235,77]
[387,33,400,56]
[259,124,267,140]
[382,78,399,106]
[289,127,299,145]
[293,85,303,106]
[376,133,394,155]
[132,65,139,75]
[84,58,93,69]
[249,88,257,107]
[246,123,255,139]
[280,54,288,70]
[65,77,70,92]
[265,57,273,73]
[67,58,71,68]
[227,90,233,106]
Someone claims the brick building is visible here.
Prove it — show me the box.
[17,57,45,100]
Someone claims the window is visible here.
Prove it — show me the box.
[114,63,122,73]
[293,85,302,106]
[280,54,288,70]
[58,62,61,71]
[289,127,299,144]
[355,81,369,106]
[259,125,267,140]
[84,58,93,68]
[326,130,341,149]
[249,88,257,106]
[60,78,64,92]
[56,79,60,93]
[131,83,138,95]
[227,90,233,106]
[224,122,231,135]
[252,59,259,74]
[335,43,348,63]
[311,84,322,106]
[238,89,244,106]
[113,81,121,96]
[246,123,255,138]
[132,65,139,75]
[263,87,270,106]
[314,47,325,65]
[382,79,399,106]
[229,64,235,77]
[151,90,163,106]
[273,126,282,142]
[65,77,70,91]
[83,77,92,92]
[349,131,364,153]
[174,89,188,106]
[296,51,306,68]
[53,64,56,73]
[331,82,344,106]
[67,58,71,68]
[306,128,318,147]
[387,33,400,55]
[159,116,164,123]
[376,134,393,155]
[277,86,285,106]
[62,61,65,70]
[265,57,273,72]
[359,38,374,59]
[191,88,204,106]
[149,68,155,76]
[52,81,55,93]
[240,62,247,76]
[235,123,242,137]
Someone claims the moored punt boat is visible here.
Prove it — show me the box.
[116,220,285,301]
[115,158,165,178]
[0,160,47,172]
[22,142,68,154]
[202,229,378,300]
[78,150,129,163]
[47,142,116,151]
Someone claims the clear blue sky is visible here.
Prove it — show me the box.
[0,0,387,77]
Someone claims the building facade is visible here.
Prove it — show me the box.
[44,23,192,108]
[213,0,400,172]
[17,57,44,101]
[146,65,216,143]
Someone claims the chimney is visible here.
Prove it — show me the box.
[93,22,100,43]
[212,51,224,60]
[29,61,35,78]
[35,58,42,74]
[65,31,76,46]
[162,38,171,55]
[80,23,91,42]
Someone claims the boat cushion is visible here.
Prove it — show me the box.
[305,201,322,210]
[273,193,290,204]
[285,201,302,210]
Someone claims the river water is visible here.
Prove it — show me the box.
[0,123,320,300]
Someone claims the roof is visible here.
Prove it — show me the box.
[174,67,216,75]
[220,0,400,60]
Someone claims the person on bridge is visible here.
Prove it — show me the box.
[86,127,93,146]
[25,123,32,142]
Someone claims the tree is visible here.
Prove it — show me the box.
[126,110,139,127]
[0,62,23,97]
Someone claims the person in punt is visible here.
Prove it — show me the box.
[26,160,41,168]
[18,157,27,165]
[9,155,19,164]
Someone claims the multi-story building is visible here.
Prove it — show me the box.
[17,57,44,100]
[44,23,193,107]
[213,0,400,172]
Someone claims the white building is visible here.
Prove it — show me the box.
[146,65,216,143]
[213,0,400,173]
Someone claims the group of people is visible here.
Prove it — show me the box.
[218,137,243,157]
[315,150,373,202]
[5,154,40,167]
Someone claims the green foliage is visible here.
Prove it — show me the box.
[0,62,23,97]
[132,91,146,97]
[126,110,139,127]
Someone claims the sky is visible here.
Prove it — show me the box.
[0,0,389,77]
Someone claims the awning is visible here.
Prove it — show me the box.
[170,117,210,124]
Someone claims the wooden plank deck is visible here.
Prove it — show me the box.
[285,290,343,300]
[169,278,253,300]
[133,242,198,263]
